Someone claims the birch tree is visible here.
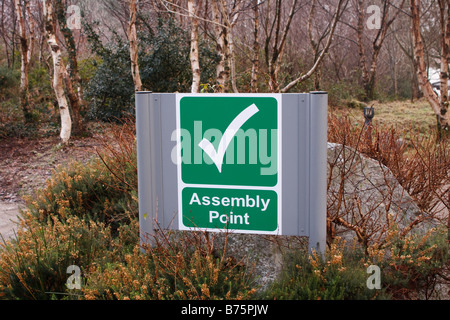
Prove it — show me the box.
[218,0,242,93]
[54,0,85,135]
[128,0,142,91]
[14,0,33,122]
[211,0,228,92]
[436,0,450,134]
[43,0,71,144]
[188,0,201,93]
[410,0,450,134]
[1,0,15,68]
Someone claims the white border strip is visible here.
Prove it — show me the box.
[176,93,282,235]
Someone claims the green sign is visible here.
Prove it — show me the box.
[176,94,282,234]
[182,188,278,231]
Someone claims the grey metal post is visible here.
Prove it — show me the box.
[308,91,328,255]
[136,92,156,248]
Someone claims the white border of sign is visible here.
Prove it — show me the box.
[175,93,282,235]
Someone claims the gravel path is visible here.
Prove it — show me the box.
[0,202,22,240]
[0,127,109,241]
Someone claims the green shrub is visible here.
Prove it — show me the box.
[1,64,55,137]
[24,123,138,229]
[24,158,137,230]
[84,42,135,121]
[138,18,191,93]
[83,231,256,300]
[262,238,391,300]
[0,211,254,300]
[345,99,367,109]
[27,65,56,122]
[324,79,366,106]
[0,214,114,300]
[262,226,448,301]
[369,225,449,300]
[0,121,37,139]
[0,65,19,93]
[84,17,219,121]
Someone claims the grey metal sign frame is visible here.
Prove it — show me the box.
[136,92,327,253]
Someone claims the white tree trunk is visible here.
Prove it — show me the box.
[15,0,28,91]
[43,0,71,144]
[188,0,201,93]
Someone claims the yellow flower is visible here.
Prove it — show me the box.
[331,254,343,265]
[201,283,210,298]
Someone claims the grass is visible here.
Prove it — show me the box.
[333,98,438,138]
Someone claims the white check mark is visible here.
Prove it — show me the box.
[198,104,259,173]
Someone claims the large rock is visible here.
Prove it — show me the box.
[326,142,431,244]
